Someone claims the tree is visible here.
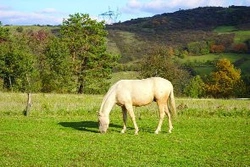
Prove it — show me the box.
[60,13,118,94]
[140,46,191,96]
[0,28,39,92]
[232,43,248,53]
[187,41,209,55]
[184,75,205,98]
[204,58,246,98]
[42,37,75,93]
[210,44,225,53]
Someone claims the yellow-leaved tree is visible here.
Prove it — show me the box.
[205,58,246,98]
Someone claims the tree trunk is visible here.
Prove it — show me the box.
[78,83,83,94]
[23,93,32,116]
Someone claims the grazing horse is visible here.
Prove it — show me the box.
[98,77,176,134]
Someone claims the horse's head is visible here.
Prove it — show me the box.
[98,114,110,133]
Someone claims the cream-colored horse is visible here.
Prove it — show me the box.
[98,77,176,134]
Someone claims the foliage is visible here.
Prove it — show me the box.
[140,46,191,95]
[42,37,75,93]
[204,58,246,98]
[210,44,225,53]
[60,13,118,94]
[187,41,210,55]
[184,75,205,98]
[232,43,248,53]
[0,14,119,94]
[0,26,39,92]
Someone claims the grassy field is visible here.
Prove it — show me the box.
[213,26,250,43]
[176,53,250,75]
[0,93,249,166]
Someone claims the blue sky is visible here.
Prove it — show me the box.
[0,0,249,25]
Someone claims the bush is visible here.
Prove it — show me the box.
[210,44,225,53]
[232,43,248,53]
[184,75,205,98]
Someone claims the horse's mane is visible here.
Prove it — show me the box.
[99,81,121,116]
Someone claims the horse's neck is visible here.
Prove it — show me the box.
[99,88,116,117]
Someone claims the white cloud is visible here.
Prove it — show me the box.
[0,5,65,25]
[37,8,59,14]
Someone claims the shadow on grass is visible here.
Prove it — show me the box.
[59,121,122,133]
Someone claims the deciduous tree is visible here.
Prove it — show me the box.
[204,58,246,98]
[0,28,39,92]
[184,75,205,98]
[140,46,191,96]
[42,37,75,93]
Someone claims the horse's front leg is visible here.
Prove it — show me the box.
[121,106,127,133]
[125,104,139,135]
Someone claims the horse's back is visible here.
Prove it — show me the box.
[150,77,173,100]
[114,77,173,106]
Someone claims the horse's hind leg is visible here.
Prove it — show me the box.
[155,103,165,134]
[125,103,139,135]
[165,105,173,133]
[121,106,127,133]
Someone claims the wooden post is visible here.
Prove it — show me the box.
[23,93,32,116]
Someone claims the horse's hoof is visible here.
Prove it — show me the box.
[169,127,173,133]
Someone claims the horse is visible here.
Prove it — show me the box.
[98,77,176,135]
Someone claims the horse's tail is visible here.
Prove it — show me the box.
[169,88,177,117]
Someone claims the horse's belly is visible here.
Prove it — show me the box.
[131,94,153,106]
[116,92,153,107]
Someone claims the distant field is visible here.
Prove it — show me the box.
[0,93,249,166]
[177,53,250,75]
[213,26,250,43]
[234,30,250,43]
[213,26,238,32]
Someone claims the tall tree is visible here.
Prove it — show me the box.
[205,58,246,98]
[60,13,118,94]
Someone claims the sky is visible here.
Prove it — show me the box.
[0,0,249,25]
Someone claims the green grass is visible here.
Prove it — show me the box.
[180,53,249,63]
[0,93,250,166]
[234,30,250,43]
[214,26,250,43]
[177,53,250,75]
[213,26,238,33]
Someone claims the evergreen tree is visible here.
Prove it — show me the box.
[60,13,118,94]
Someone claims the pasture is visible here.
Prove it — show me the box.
[176,53,250,75]
[0,93,249,166]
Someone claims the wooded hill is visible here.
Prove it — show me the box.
[1,6,250,97]
[106,6,250,63]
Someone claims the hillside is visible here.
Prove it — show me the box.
[106,6,250,63]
